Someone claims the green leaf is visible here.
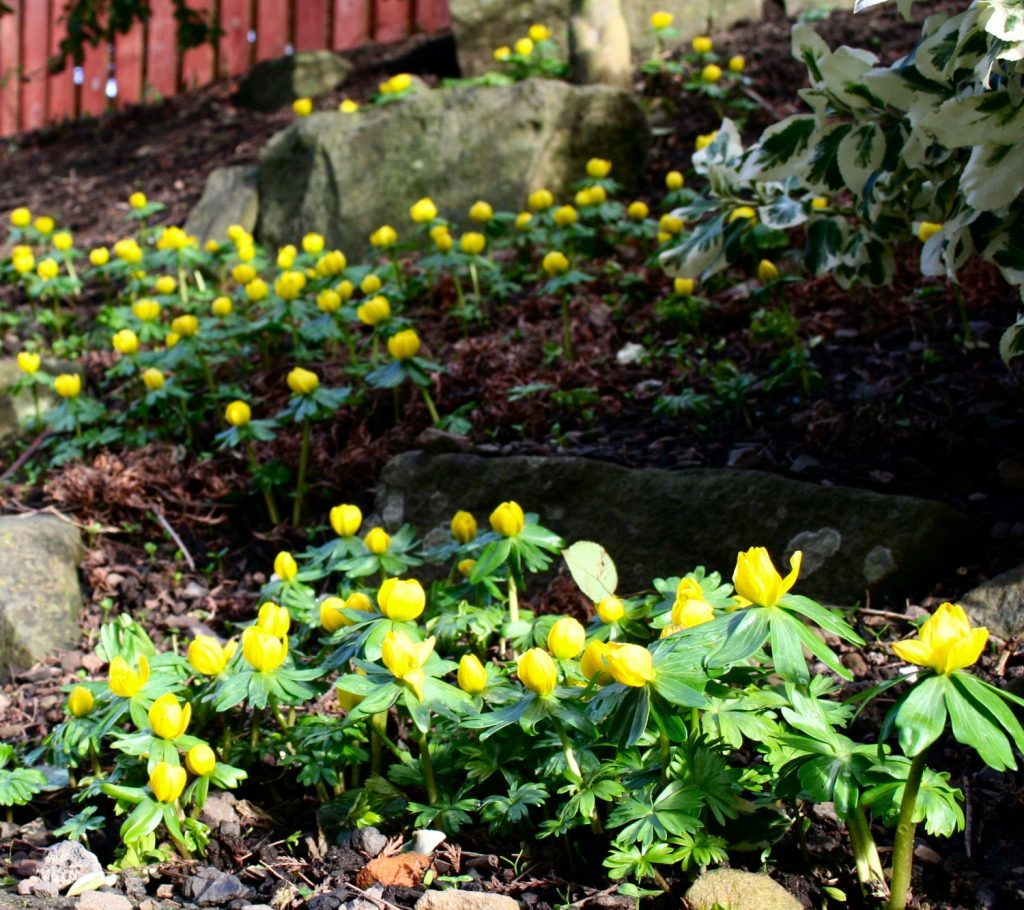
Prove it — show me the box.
[706,608,771,668]
[562,541,618,601]
[120,799,164,844]
[768,609,809,681]
[470,538,512,582]
[894,674,948,756]
[946,673,1018,771]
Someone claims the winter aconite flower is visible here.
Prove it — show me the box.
[242,626,288,672]
[149,762,187,803]
[370,224,398,248]
[129,191,148,210]
[604,643,655,687]
[142,368,164,391]
[581,640,613,683]
[381,630,436,701]
[450,510,477,544]
[627,201,650,220]
[542,251,569,276]
[460,232,486,255]
[489,501,525,537]
[108,655,150,697]
[650,11,674,29]
[553,205,577,227]
[528,189,554,211]
[340,99,359,113]
[917,221,943,242]
[54,374,82,398]
[702,63,722,83]
[287,367,319,395]
[225,400,251,427]
[364,527,391,555]
[514,37,534,56]
[257,601,291,638]
[330,504,363,538]
[170,314,199,337]
[674,277,695,296]
[387,329,421,360]
[528,23,551,42]
[732,547,802,607]
[293,97,313,116]
[757,259,779,282]
[692,36,713,53]
[132,298,160,321]
[517,648,557,696]
[9,206,31,227]
[188,635,236,676]
[410,197,438,223]
[457,654,488,694]
[274,551,298,582]
[67,686,94,717]
[148,693,191,740]
[212,296,233,317]
[587,158,612,178]
[596,596,625,624]
[186,744,216,777]
[112,328,139,355]
[892,602,988,675]
[695,131,718,151]
[322,596,365,632]
[357,295,391,326]
[17,352,40,374]
[548,617,586,659]
[377,577,426,622]
[729,55,746,73]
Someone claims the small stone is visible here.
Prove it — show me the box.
[843,651,869,678]
[242,904,276,910]
[410,829,446,855]
[790,454,820,474]
[306,897,343,910]
[200,792,242,836]
[36,840,103,892]
[914,844,942,864]
[156,883,176,898]
[78,891,132,910]
[415,428,473,454]
[185,866,249,905]
[415,891,521,910]
[615,342,647,366]
[685,869,802,910]
[350,826,388,858]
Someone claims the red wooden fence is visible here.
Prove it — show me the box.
[0,0,451,136]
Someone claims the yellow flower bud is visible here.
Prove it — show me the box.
[9,206,31,227]
[37,258,60,280]
[34,215,54,235]
[917,221,943,242]
[528,189,554,211]
[231,263,256,284]
[627,201,649,221]
[604,643,655,687]
[257,601,291,637]
[132,298,161,321]
[659,214,684,235]
[274,551,298,582]
[330,503,363,537]
[757,259,779,282]
[728,206,757,223]
[164,333,180,348]
[514,37,534,56]
[316,250,347,276]
[666,171,685,191]
[245,277,269,301]
[54,373,82,398]
[387,328,421,360]
[596,596,625,624]
[188,635,235,676]
[17,351,40,374]
[364,527,391,555]
[186,743,216,776]
[211,296,233,317]
[302,232,325,254]
[108,655,149,697]
[517,648,557,696]
[293,97,313,116]
[225,400,251,427]
[320,596,349,633]
[67,685,94,717]
[142,368,165,391]
[460,231,486,255]
[370,224,398,248]
[494,46,511,61]
[695,131,718,151]
[553,205,577,227]
[515,212,533,231]
[542,251,569,276]
[170,314,199,337]
[357,295,391,326]
[242,625,288,672]
[650,11,674,29]
[692,36,713,53]
[89,247,110,266]
[457,654,488,694]
[129,191,148,210]
[360,273,382,294]
[702,63,722,83]
[377,577,426,622]
[811,196,829,210]
[381,630,435,701]
[340,98,359,113]
[148,693,191,740]
[547,616,586,659]
[674,277,695,296]
[410,197,438,223]
[671,596,715,628]
[728,55,746,73]
[489,500,525,537]
[286,366,319,395]
[450,510,477,544]
[275,269,307,300]
[149,761,186,803]
[154,275,177,295]
[112,328,139,355]
[732,547,802,607]
[580,640,612,683]
[586,158,612,178]
[53,231,73,251]
[528,23,551,42]
[457,558,476,578]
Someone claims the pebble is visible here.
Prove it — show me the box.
[415,890,520,910]
[78,892,133,910]
[184,866,249,905]
[350,826,388,858]
[36,840,103,891]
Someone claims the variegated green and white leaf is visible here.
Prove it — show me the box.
[741,116,817,182]
[758,195,808,230]
[660,221,727,281]
[837,123,886,194]
[791,23,830,84]
[817,46,879,109]
[962,141,1024,210]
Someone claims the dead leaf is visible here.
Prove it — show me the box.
[356,852,431,888]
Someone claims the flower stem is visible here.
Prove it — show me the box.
[419,385,440,425]
[469,261,485,319]
[292,419,311,525]
[847,804,886,892]
[419,730,439,805]
[246,441,281,525]
[560,295,574,360]
[888,750,929,910]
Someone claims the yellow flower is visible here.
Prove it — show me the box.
[377,577,426,622]
[381,630,435,701]
[528,23,551,42]
[165,333,180,348]
[596,596,625,624]
[278,244,298,269]
[170,314,199,337]
[188,635,235,676]
[893,602,988,675]
[112,328,139,356]
[9,206,31,227]
[132,298,160,321]
[757,259,779,282]
[361,273,383,294]
[469,200,493,223]
[692,36,713,53]
[37,258,60,280]
[553,205,577,227]
[627,201,649,221]
[129,191,148,210]
[242,626,288,672]
[302,232,325,254]
[514,37,534,56]
[695,131,718,151]
[702,63,722,83]
[108,655,150,697]
[156,226,192,251]
[729,55,746,73]
[154,275,177,295]
[149,762,187,803]
[457,654,488,694]
[370,224,398,248]
[542,250,569,276]
[517,648,557,696]
[732,547,803,607]
[293,97,313,116]
[346,591,373,614]
[211,296,233,317]
[548,616,586,659]
[54,373,82,398]
[89,247,109,266]
[17,351,40,374]
[317,290,341,313]
[528,189,554,211]
[494,46,511,61]
[245,277,269,301]
[811,196,829,210]
[665,170,685,190]
[450,510,477,544]
[53,231,73,251]
[650,11,674,29]
[339,98,359,113]
[331,503,363,537]
[580,640,612,683]
[917,221,943,242]
[604,643,655,687]
[113,237,143,263]
[275,269,307,300]
[205,239,220,253]
[357,295,391,326]
[671,596,714,629]
[659,214,684,235]
[337,279,355,300]
[387,328,421,360]
[67,685,94,717]
[257,601,291,637]
[148,693,191,740]
[457,558,476,578]
[12,249,34,273]
[728,206,757,223]
[674,277,695,296]
[287,366,319,395]
[460,232,486,255]
[274,551,298,582]
[586,158,612,178]
[34,215,55,235]
[410,197,438,223]
[489,500,525,537]
[515,212,533,231]
[142,368,165,391]
[232,262,256,283]
[320,596,349,633]
[364,527,392,555]
[224,400,251,427]
[186,743,216,776]
[316,250,346,276]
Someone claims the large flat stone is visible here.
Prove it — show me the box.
[376,453,975,603]
[257,78,649,255]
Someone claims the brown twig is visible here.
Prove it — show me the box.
[152,507,196,571]
[0,428,53,483]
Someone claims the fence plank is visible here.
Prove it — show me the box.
[145,0,179,100]
[181,0,216,89]
[295,0,329,52]
[255,0,290,61]
[113,23,145,109]
[333,0,369,50]
[20,0,50,131]
[47,1,77,126]
[218,0,253,77]
[78,39,108,117]
[414,0,450,31]
[374,0,410,44]
[0,2,20,135]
